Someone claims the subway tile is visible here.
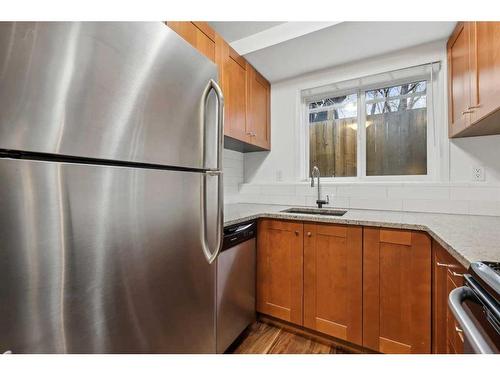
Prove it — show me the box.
[450,187,500,201]
[223,158,243,170]
[223,167,244,178]
[387,186,450,200]
[261,184,296,196]
[305,196,348,208]
[239,184,262,195]
[223,149,243,161]
[349,198,402,211]
[337,185,387,199]
[403,199,469,215]
[468,201,500,216]
[237,194,263,204]
[295,184,319,197]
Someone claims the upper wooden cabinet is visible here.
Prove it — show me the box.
[166,22,216,63]
[448,22,500,137]
[363,228,431,354]
[166,21,271,151]
[220,42,248,142]
[256,219,303,325]
[448,22,472,136]
[303,223,362,345]
[246,64,271,150]
[221,42,271,151]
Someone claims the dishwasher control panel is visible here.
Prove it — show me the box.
[222,221,256,251]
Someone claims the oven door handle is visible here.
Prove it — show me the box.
[448,286,495,354]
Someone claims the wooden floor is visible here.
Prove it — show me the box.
[227,321,354,354]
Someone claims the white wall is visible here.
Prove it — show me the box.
[228,40,500,216]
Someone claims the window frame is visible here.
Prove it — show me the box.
[302,73,437,182]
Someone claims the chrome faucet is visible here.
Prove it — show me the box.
[310,166,329,208]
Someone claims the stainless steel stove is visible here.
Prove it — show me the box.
[449,261,500,354]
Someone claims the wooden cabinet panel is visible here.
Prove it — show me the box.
[448,22,472,136]
[166,21,216,62]
[432,240,466,354]
[448,21,500,137]
[303,223,362,345]
[166,21,271,151]
[472,22,500,124]
[246,64,271,150]
[432,242,449,354]
[257,220,303,325]
[221,42,248,142]
[363,228,431,353]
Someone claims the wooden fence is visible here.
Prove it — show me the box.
[309,108,426,177]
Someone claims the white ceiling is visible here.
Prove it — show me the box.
[208,21,284,42]
[210,21,456,83]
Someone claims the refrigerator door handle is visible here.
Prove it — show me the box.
[201,78,225,170]
[201,170,223,264]
[200,79,224,264]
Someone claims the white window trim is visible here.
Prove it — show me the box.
[300,69,439,182]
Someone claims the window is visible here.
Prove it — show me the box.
[306,76,431,179]
[365,81,427,176]
[308,94,357,177]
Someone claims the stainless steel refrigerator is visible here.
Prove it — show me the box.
[0,22,224,353]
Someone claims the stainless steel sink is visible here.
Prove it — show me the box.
[281,208,347,216]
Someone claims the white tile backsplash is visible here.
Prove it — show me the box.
[223,148,500,216]
[222,149,244,204]
[402,199,469,215]
[232,181,500,216]
[450,186,500,201]
[337,185,387,199]
[387,186,450,200]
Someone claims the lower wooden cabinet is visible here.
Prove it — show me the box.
[303,223,363,345]
[432,240,466,354]
[432,241,449,354]
[256,219,303,325]
[255,219,462,354]
[363,227,432,353]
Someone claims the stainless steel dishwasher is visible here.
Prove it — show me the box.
[216,221,256,353]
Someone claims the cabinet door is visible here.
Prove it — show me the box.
[363,228,431,353]
[432,241,450,354]
[448,22,472,137]
[246,64,271,150]
[472,22,500,124]
[166,21,216,62]
[256,219,303,325]
[303,223,362,345]
[221,43,248,141]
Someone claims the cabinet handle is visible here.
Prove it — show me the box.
[468,105,481,110]
[455,326,465,342]
[307,232,312,237]
[436,262,453,267]
[294,230,299,236]
[462,110,474,115]
[451,271,464,278]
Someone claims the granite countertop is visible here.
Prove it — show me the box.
[224,203,500,268]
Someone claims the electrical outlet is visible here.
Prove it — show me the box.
[472,167,485,182]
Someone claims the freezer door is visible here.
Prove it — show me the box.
[0,159,220,353]
[0,22,220,170]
